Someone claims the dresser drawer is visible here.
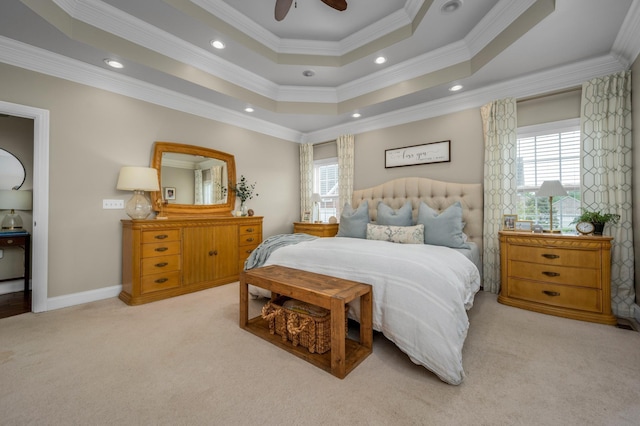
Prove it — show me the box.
[509,260,600,288]
[239,224,260,237]
[141,241,181,258]
[508,244,598,268]
[508,278,601,313]
[141,255,181,276]
[141,229,180,244]
[141,270,181,294]
[239,232,260,246]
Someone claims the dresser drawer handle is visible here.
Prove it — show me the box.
[154,234,169,240]
[209,250,218,256]
[155,247,168,252]
[542,254,559,259]
[246,228,254,232]
[246,249,253,254]
[246,237,254,242]
[542,290,560,297]
[155,262,168,268]
[542,271,560,277]
[155,278,168,284]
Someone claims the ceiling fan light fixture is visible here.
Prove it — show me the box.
[441,0,462,14]
[375,56,387,65]
[104,59,123,69]
[210,40,225,49]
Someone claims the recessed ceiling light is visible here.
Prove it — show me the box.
[211,40,225,49]
[244,107,254,113]
[104,59,123,69]
[449,84,463,92]
[441,0,462,14]
[302,70,315,77]
[375,56,387,65]
[352,112,361,118]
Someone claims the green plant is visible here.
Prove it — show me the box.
[230,175,258,203]
[571,209,620,225]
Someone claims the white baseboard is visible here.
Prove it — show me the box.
[46,285,122,311]
[0,279,28,295]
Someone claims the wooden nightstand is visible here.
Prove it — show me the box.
[293,222,338,238]
[498,231,616,325]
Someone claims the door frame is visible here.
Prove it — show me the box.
[0,100,49,312]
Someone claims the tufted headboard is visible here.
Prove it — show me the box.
[351,177,483,255]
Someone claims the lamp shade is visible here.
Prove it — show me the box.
[311,193,322,203]
[536,180,567,198]
[0,189,32,211]
[116,167,160,192]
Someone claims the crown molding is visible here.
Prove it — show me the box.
[612,0,640,68]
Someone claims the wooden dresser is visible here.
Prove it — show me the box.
[121,216,262,305]
[498,231,616,325]
[293,222,338,237]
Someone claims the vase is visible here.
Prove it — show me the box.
[593,222,604,236]
[240,201,248,216]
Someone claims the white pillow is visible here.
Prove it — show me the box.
[366,224,424,244]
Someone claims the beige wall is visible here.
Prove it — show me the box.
[0,62,300,298]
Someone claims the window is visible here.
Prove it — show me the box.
[313,158,339,222]
[516,119,580,232]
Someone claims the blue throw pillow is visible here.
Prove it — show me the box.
[416,201,470,249]
[336,200,369,238]
[376,201,413,226]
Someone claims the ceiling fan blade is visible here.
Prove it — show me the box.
[321,0,347,11]
[275,0,294,21]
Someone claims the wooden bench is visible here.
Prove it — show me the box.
[240,265,373,379]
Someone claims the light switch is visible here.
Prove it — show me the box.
[103,199,125,209]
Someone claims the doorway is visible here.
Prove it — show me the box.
[0,100,49,313]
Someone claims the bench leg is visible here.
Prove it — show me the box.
[330,297,346,378]
[239,272,248,328]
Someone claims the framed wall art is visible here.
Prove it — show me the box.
[164,187,176,200]
[385,140,451,168]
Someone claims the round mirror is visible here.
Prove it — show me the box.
[0,148,26,190]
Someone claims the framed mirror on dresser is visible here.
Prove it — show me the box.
[119,142,262,306]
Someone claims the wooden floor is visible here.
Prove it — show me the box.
[0,291,31,319]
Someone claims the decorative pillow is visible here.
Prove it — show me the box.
[416,201,470,249]
[366,224,424,244]
[336,200,369,238]
[376,201,413,226]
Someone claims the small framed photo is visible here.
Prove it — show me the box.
[515,220,534,232]
[302,210,311,222]
[532,224,544,233]
[502,214,518,231]
[164,187,176,200]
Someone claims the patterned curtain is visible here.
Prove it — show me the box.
[580,71,634,317]
[337,134,355,212]
[194,169,203,205]
[300,143,314,221]
[211,165,223,202]
[481,98,518,293]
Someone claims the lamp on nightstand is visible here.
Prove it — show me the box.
[116,166,160,220]
[311,193,322,223]
[0,189,32,230]
[536,180,567,233]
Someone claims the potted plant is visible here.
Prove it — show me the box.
[571,209,620,235]
[230,175,258,216]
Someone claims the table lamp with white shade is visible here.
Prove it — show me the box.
[311,193,322,223]
[536,180,567,233]
[116,166,160,220]
[0,189,32,230]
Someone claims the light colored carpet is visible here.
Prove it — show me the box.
[1,283,639,426]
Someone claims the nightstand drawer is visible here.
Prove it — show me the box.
[141,271,181,294]
[508,244,598,268]
[508,279,601,313]
[141,255,181,276]
[509,260,599,288]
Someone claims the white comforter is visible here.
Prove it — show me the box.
[250,237,481,385]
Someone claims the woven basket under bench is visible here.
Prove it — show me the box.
[261,296,348,354]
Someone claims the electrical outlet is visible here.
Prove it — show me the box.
[103,199,124,209]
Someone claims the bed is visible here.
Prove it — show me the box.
[246,177,483,385]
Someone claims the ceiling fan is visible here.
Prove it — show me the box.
[275,0,348,22]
